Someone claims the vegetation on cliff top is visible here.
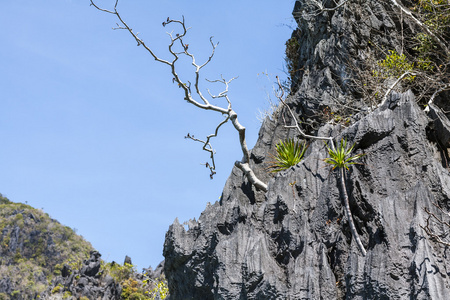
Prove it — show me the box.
[0,193,93,298]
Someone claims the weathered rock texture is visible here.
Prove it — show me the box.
[164,0,450,299]
[42,251,122,300]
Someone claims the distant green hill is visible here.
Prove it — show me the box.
[0,193,93,299]
[0,194,168,300]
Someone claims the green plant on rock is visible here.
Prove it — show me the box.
[285,34,300,78]
[375,50,415,80]
[284,29,302,92]
[104,262,135,283]
[0,193,11,205]
[149,279,169,300]
[413,0,450,35]
[324,139,366,256]
[268,138,308,173]
[10,291,20,297]
[324,138,364,170]
[121,278,143,299]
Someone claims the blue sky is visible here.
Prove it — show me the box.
[0,0,295,270]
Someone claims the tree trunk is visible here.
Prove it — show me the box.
[340,167,367,256]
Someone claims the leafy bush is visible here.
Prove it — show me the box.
[375,50,415,79]
[149,279,169,300]
[268,139,308,173]
[413,0,450,35]
[284,29,302,92]
[51,284,63,294]
[0,194,11,205]
[285,34,300,78]
[121,278,141,299]
[104,262,135,282]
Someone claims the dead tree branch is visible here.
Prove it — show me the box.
[340,168,367,256]
[389,0,449,56]
[378,71,417,108]
[428,83,450,106]
[309,0,349,12]
[90,0,267,191]
[275,76,336,151]
[421,202,450,247]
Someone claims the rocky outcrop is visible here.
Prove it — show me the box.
[163,0,450,299]
[44,252,167,300]
[164,91,450,299]
[0,196,167,299]
[42,251,121,300]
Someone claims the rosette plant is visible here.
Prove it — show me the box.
[324,138,364,170]
[268,138,308,173]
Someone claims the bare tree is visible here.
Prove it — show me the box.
[90,0,268,191]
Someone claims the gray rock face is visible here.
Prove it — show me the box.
[163,0,450,299]
[165,92,450,299]
[43,251,122,300]
[289,0,413,131]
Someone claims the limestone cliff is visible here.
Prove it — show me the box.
[163,0,450,299]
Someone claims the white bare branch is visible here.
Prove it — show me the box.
[309,0,349,12]
[389,0,449,55]
[428,83,450,106]
[275,76,336,151]
[90,0,268,191]
[378,71,417,108]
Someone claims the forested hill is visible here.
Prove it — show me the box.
[0,194,168,299]
[0,194,93,298]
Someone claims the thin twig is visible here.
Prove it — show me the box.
[275,76,336,151]
[90,0,268,191]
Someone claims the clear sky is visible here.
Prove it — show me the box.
[0,0,295,270]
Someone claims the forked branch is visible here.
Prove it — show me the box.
[90,0,267,191]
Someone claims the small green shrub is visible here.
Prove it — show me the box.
[13,251,22,263]
[268,139,308,173]
[104,262,135,282]
[0,194,11,205]
[375,50,415,80]
[150,279,169,300]
[128,292,147,300]
[413,0,450,34]
[121,278,140,299]
[51,284,63,294]
[324,139,364,170]
[284,29,302,92]
[11,291,20,297]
